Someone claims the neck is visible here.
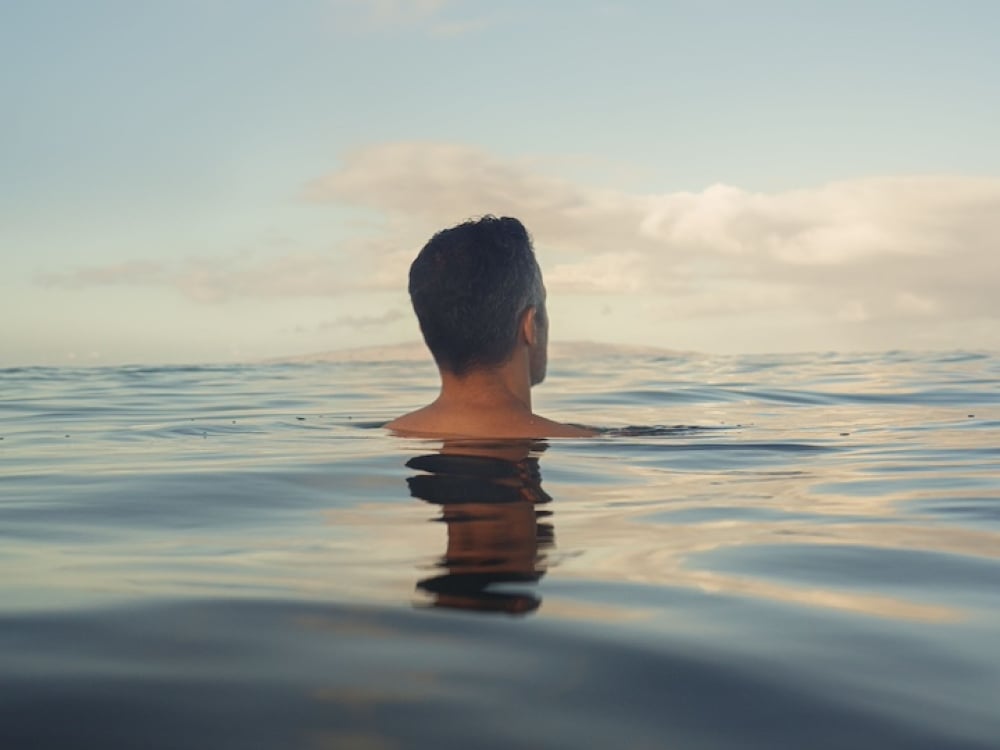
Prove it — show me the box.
[436,354,532,414]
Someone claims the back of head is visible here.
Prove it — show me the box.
[409,216,543,376]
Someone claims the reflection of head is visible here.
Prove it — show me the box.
[406,444,553,616]
[408,216,547,380]
[406,453,552,506]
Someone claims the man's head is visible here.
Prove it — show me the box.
[408,216,548,384]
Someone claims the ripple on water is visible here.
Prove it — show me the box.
[1,351,999,749]
[689,543,1000,602]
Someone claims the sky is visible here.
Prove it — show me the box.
[2,0,999,366]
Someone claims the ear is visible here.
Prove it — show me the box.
[520,306,538,346]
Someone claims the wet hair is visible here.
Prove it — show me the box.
[408,216,544,376]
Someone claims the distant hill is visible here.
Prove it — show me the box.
[266,340,687,364]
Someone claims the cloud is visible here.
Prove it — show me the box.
[39,252,361,303]
[546,252,646,293]
[303,142,1000,327]
[37,260,167,288]
[319,309,406,329]
[302,142,647,259]
[39,141,1000,338]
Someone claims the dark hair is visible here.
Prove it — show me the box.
[408,216,544,375]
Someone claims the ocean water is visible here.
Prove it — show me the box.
[2,349,999,749]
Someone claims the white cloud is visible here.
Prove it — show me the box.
[302,141,652,260]
[37,260,167,288]
[319,309,406,329]
[894,291,938,316]
[547,252,646,293]
[837,300,870,323]
[39,252,360,303]
[39,142,1000,347]
[303,142,1000,330]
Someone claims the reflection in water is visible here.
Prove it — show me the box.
[405,441,553,615]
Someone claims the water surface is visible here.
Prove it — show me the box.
[2,350,999,748]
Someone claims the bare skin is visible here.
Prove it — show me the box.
[386,306,595,439]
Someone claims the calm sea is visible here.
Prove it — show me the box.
[2,350,999,749]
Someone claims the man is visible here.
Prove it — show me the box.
[386,216,594,438]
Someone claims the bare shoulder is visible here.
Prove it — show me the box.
[385,407,595,439]
[528,415,597,438]
[383,408,435,435]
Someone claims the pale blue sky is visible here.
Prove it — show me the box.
[3,1,999,365]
